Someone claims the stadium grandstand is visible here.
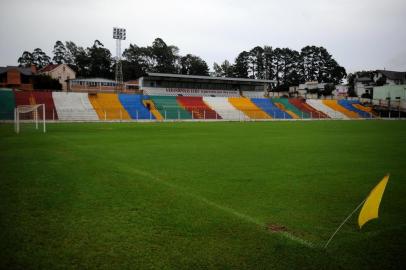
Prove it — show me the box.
[139,73,271,97]
[0,72,379,122]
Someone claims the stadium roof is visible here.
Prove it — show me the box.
[145,73,276,83]
[69,77,116,83]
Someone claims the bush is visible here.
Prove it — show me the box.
[33,75,62,90]
[361,92,372,99]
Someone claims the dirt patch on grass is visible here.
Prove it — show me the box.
[266,223,288,232]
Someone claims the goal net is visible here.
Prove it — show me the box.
[14,104,46,134]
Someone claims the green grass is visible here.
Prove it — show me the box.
[1,120,405,269]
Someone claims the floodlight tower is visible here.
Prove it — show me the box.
[113,27,126,88]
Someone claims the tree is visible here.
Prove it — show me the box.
[263,46,273,80]
[149,38,179,73]
[64,41,91,76]
[347,73,357,97]
[52,41,68,64]
[248,46,264,79]
[179,54,209,76]
[213,60,234,77]
[322,83,335,96]
[233,51,250,78]
[122,44,153,79]
[18,49,51,69]
[32,48,51,69]
[376,75,387,86]
[272,48,284,87]
[64,41,80,66]
[300,46,346,84]
[87,40,113,78]
[18,51,34,67]
[283,49,301,87]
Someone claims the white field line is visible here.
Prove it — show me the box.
[47,134,316,248]
[125,166,315,248]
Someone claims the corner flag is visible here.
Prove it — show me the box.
[325,174,390,248]
[358,174,389,228]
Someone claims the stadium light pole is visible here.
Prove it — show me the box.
[113,27,126,90]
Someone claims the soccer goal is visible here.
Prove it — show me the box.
[14,104,46,134]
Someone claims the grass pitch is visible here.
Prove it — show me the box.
[1,121,405,269]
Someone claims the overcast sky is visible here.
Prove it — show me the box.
[1,0,405,73]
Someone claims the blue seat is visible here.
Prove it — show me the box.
[338,100,371,118]
[251,98,292,119]
[119,94,155,120]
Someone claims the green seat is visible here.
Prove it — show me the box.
[273,98,310,118]
[150,96,192,120]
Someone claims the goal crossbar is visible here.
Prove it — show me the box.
[14,104,46,134]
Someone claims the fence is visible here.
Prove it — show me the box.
[0,109,381,122]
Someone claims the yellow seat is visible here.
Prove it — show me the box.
[228,97,271,119]
[89,93,130,120]
[322,100,359,118]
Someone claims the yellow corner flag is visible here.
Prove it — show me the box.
[358,174,389,228]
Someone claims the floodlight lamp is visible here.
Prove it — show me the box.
[113,27,126,40]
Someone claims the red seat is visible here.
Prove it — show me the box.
[177,96,221,119]
[289,98,329,118]
[32,92,58,120]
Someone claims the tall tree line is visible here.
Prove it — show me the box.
[17,39,346,89]
[17,38,210,79]
[213,45,346,90]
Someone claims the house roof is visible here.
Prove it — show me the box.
[377,70,406,81]
[0,66,33,76]
[39,64,60,72]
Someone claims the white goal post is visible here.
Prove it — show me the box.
[14,104,46,134]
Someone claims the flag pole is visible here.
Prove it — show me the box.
[324,198,366,249]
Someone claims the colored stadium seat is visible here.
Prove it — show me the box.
[119,94,155,120]
[143,99,163,120]
[32,92,58,120]
[250,98,291,119]
[273,98,310,118]
[202,97,249,120]
[353,102,374,114]
[0,89,15,120]
[289,98,328,118]
[177,96,221,119]
[53,92,99,121]
[338,100,372,118]
[322,100,359,118]
[89,93,131,120]
[149,96,192,120]
[306,99,348,119]
[228,97,271,119]
[273,102,299,119]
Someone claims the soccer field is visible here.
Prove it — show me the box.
[1,121,405,269]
